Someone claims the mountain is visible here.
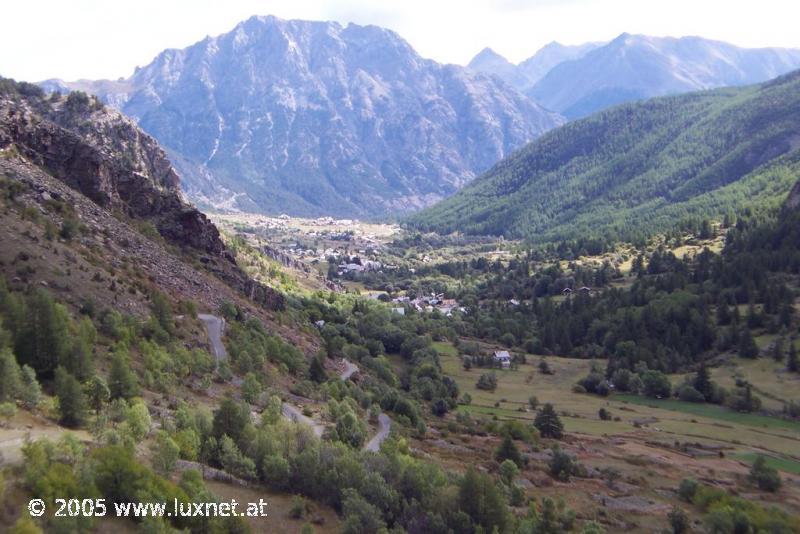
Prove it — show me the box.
[0,78,284,311]
[517,41,603,87]
[409,70,800,244]
[528,33,800,119]
[467,47,535,90]
[467,41,601,92]
[42,16,563,217]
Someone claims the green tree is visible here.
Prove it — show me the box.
[788,343,799,373]
[495,434,523,467]
[641,370,672,398]
[125,401,152,441]
[241,372,262,404]
[548,446,576,481]
[580,520,606,534]
[534,403,564,439]
[309,353,327,383]
[218,435,256,480]
[738,328,759,359]
[19,364,41,409]
[0,348,21,402]
[748,455,781,492]
[335,410,367,449]
[150,291,174,336]
[150,431,180,475]
[108,350,139,400]
[15,289,70,377]
[212,397,250,447]
[476,372,498,391]
[499,459,519,486]
[668,506,689,534]
[54,367,88,427]
[771,338,784,362]
[341,488,386,534]
[693,361,713,401]
[8,515,43,534]
[62,317,95,380]
[86,375,110,412]
[458,467,510,533]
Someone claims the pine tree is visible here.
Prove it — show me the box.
[309,354,327,383]
[534,403,564,439]
[788,342,799,373]
[55,367,88,427]
[495,434,522,467]
[771,338,784,362]
[19,365,41,409]
[86,375,110,412]
[108,351,139,400]
[15,289,70,377]
[0,348,21,402]
[62,318,95,380]
[738,328,759,359]
[693,361,713,401]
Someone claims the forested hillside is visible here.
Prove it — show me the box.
[410,70,800,246]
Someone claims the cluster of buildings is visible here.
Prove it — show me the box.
[390,293,466,317]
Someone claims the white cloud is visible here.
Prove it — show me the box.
[1,0,798,82]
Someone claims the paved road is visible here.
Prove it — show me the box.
[198,314,227,363]
[281,403,325,437]
[364,413,391,452]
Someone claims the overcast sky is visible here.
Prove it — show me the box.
[2,0,799,82]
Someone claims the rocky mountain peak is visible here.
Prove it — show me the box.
[42,17,563,217]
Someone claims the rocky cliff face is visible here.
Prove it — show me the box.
[43,16,563,217]
[0,79,283,310]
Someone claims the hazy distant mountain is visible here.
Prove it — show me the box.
[528,33,800,118]
[42,16,563,217]
[467,48,535,90]
[517,42,603,86]
[467,41,601,92]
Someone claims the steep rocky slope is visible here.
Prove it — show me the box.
[43,16,563,217]
[0,79,284,312]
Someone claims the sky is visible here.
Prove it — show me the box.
[2,0,799,82]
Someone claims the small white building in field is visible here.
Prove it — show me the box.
[493,350,512,369]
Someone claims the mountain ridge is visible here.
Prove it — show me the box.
[528,33,800,118]
[409,69,800,244]
[41,15,564,217]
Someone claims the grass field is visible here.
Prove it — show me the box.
[733,453,800,475]
[613,394,800,433]
[710,355,800,412]
[437,341,800,459]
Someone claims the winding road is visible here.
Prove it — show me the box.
[198,314,227,363]
[194,317,391,451]
[364,413,392,452]
[281,403,325,437]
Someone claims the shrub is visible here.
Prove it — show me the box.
[748,455,781,492]
[548,446,577,481]
[495,434,522,467]
[677,478,698,502]
[677,385,706,403]
[476,372,497,391]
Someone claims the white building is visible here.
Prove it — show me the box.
[493,350,512,369]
